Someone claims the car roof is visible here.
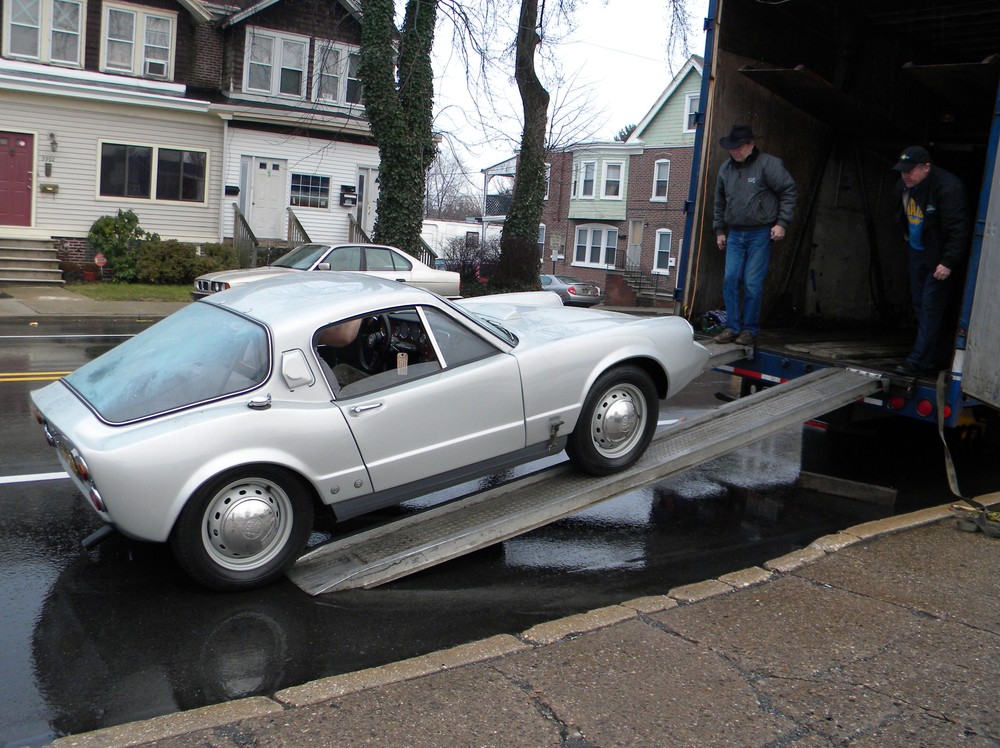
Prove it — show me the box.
[203,272,439,328]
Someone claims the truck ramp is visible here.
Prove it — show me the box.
[289,367,885,595]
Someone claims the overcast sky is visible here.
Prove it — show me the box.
[429,0,711,185]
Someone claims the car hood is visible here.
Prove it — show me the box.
[197,266,299,285]
[459,292,655,344]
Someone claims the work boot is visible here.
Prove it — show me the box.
[735,330,757,346]
[713,328,738,344]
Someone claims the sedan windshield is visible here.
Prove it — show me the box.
[64,304,269,424]
[271,244,329,269]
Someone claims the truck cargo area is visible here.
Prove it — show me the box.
[679,0,1000,424]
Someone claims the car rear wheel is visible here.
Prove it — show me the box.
[567,365,658,476]
[170,466,314,591]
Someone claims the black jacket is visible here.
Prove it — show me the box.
[893,166,969,270]
[713,148,797,233]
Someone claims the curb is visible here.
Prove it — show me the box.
[47,498,982,748]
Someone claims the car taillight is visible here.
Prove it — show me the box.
[568,287,577,295]
[70,449,92,482]
[88,486,106,512]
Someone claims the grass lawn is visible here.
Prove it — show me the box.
[67,282,192,303]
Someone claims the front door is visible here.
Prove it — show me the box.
[249,157,287,239]
[357,166,379,239]
[0,132,34,227]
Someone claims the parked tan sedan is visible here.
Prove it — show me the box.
[193,243,461,299]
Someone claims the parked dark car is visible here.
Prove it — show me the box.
[539,274,603,307]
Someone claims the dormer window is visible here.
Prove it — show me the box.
[101,3,175,79]
[4,0,83,66]
[245,28,308,98]
[314,41,363,105]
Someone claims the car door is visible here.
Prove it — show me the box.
[334,306,524,492]
[363,246,412,285]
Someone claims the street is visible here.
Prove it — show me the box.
[2,318,996,747]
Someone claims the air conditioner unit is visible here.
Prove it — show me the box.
[144,60,168,78]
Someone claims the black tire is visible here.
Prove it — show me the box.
[566,365,658,476]
[169,466,314,591]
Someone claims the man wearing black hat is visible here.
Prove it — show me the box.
[892,145,969,375]
[712,124,797,345]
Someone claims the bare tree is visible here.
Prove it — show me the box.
[424,147,482,219]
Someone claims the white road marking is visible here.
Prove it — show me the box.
[0,472,69,485]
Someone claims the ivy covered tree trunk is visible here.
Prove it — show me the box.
[360,0,437,257]
[493,0,550,290]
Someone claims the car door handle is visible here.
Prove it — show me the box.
[349,402,383,415]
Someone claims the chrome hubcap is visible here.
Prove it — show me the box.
[205,481,288,565]
[590,384,646,457]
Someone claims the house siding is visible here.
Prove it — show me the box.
[222,124,378,242]
[1,90,222,241]
[635,70,700,146]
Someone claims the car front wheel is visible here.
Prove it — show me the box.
[567,365,658,476]
[170,466,314,591]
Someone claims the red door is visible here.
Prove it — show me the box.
[0,132,34,227]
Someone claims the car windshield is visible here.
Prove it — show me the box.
[441,299,518,346]
[64,304,269,424]
[271,244,329,269]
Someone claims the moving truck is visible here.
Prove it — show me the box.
[677,0,1000,427]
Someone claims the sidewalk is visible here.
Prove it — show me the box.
[46,504,999,748]
[0,283,188,321]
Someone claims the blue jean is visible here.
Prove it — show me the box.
[723,227,772,335]
[906,248,957,370]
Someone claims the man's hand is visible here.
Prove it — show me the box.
[770,225,786,241]
[933,264,951,281]
[716,234,727,250]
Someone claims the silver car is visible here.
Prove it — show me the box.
[32,275,709,591]
[192,243,461,299]
[539,274,603,306]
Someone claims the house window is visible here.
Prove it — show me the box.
[574,160,596,198]
[99,142,207,203]
[315,43,363,105]
[291,173,330,208]
[245,28,308,98]
[6,0,83,65]
[652,159,670,201]
[684,93,699,132]
[574,224,618,268]
[654,229,672,274]
[602,162,623,199]
[102,4,174,78]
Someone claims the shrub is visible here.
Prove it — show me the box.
[136,241,238,284]
[87,210,158,282]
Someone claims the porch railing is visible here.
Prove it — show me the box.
[286,208,311,245]
[232,203,260,268]
[348,214,372,243]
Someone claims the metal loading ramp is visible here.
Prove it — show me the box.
[288,367,886,595]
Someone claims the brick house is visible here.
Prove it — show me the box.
[485,56,702,308]
[0,0,380,282]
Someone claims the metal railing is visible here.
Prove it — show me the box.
[232,203,260,268]
[615,253,669,299]
[286,208,311,245]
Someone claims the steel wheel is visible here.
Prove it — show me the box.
[171,466,313,591]
[567,365,658,476]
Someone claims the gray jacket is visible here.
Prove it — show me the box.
[713,149,797,233]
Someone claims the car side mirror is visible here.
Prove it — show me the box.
[316,263,331,271]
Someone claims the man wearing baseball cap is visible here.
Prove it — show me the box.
[892,145,969,375]
[712,124,797,346]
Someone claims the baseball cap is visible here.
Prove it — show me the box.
[893,146,930,172]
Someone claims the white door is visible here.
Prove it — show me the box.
[357,167,379,238]
[250,158,287,239]
[627,219,644,267]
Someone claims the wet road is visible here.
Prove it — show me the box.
[2,318,997,747]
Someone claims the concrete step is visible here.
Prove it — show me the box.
[0,239,63,284]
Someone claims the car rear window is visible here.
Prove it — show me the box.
[64,303,269,424]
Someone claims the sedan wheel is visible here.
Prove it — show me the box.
[567,365,658,476]
[170,466,314,591]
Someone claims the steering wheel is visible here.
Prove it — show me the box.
[357,315,391,372]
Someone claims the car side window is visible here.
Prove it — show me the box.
[327,246,362,271]
[364,248,398,271]
[422,307,500,367]
[314,307,444,399]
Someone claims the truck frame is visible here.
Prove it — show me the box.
[676,0,1000,428]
